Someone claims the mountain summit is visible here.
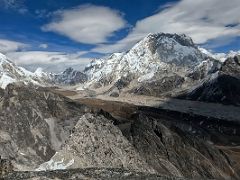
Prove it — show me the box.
[0,53,50,89]
[53,67,87,85]
[84,33,207,87]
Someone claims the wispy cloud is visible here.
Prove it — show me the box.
[42,4,127,44]
[92,0,240,54]
[0,39,27,53]
[7,51,91,72]
[39,43,48,49]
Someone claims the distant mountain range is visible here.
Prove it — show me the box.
[0,33,240,105]
[0,53,50,89]
[82,33,240,105]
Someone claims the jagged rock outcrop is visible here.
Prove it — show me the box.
[221,55,240,79]
[32,99,240,179]
[200,48,240,62]
[178,55,240,106]
[1,83,240,179]
[178,74,240,106]
[187,59,221,80]
[130,74,185,97]
[124,111,240,179]
[0,83,99,170]
[37,114,154,173]
[53,67,87,85]
[0,156,13,176]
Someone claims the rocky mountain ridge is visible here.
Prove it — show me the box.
[1,83,240,179]
[0,53,88,88]
[178,55,240,105]
[0,83,111,170]
[53,67,87,85]
[200,48,240,62]
[1,33,240,107]
[79,33,240,106]
[0,84,240,179]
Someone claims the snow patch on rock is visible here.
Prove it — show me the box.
[36,153,75,171]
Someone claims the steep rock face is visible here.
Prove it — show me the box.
[84,33,208,90]
[125,112,239,179]
[130,74,185,97]
[0,83,97,170]
[178,55,240,105]
[37,114,154,173]
[0,53,50,89]
[187,59,221,80]
[53,67,87,85]
[33,100,240,179]
[178,74,240,106]
[0,157,13,176]
[221,55,240,79]
[1,84,240,179]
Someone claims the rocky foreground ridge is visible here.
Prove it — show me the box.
[0,83,240,179]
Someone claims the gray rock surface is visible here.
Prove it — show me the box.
[3,168,187,180]
[53,67,87,85]
[124,111,239,179]
[130,74,185,97]
[0,83,240,179]
[221,55,240,79]
[37,114,155,173]
[0,83,98,170]
[179,55,240,105]
[34,96,240,179]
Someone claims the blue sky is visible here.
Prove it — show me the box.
[0,0,239,72]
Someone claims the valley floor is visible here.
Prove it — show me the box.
[53,87,240,123]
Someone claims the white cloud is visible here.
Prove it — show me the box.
[0,39,27,53]
[92,0,240,53]
[92,33,144,54]
[6,51,91,72]
[39,43,48,49]
[42,4,127,44]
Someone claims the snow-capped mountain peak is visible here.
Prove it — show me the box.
[128,33,204,66]
[34,67,45,77]
[84,33,207,87]
[0,52,50,89]
[199,48,240,62]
